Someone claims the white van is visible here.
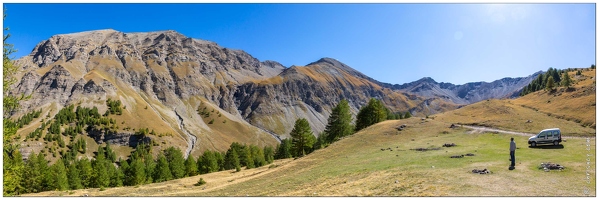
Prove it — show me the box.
[528,128,562,147]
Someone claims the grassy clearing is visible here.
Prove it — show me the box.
[29,118,595,196]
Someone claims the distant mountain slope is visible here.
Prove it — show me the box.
[390,72,542,105]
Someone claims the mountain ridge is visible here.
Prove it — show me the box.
[10,29,536,158]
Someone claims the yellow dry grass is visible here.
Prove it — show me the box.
[27,117,595,197]
[512,69,596,128]
[434,99,595,136]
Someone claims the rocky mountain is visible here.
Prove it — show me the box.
[8,29,534,159]
[390,73,541,105]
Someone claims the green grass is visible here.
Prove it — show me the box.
[22,118,596,197]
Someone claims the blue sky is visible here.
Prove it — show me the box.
[3,3,596,85]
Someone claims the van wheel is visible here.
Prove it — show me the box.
[553,141,559,146]
[531,142,537,147]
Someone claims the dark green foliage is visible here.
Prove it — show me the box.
[199,150,220,174]
[153,154,172,183]
[164,147,186,179]
[562,72,572,88]
[194,178,207,186]
[250,145,266,167]
[21,152,47,193]
[106,98,123,115]
[546,76,555,91]
[324,99,353,144]
[355,98,387,132]
[77,158,93,188]
[12,109,42,129]
[143,153,155,184]
[104,143,117,163]
[275,139,293,159]
[591,64,595,69]
[127,157,146,186]
[92,150,110,188]
[224,147,240,170]
[404,111,412,119]
[290,118,316,157]
[185,156,198,177]
[50,159,69,191]
[263,146,275,164]
[67,161,82,190]
[216,151,226,171]
[239,145,254,169]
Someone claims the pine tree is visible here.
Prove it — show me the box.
[21,152,43,193]
[128,157,146,186]
[355,98,387,132]
[92,156,110,188]
[404,111,412,119]
[200,150,219,173]
[153,154,172,183]
[546,76,555,91]
[143,153,155,184]
[164,147,186,179]
[239,145,254,169]
[119,159,130,186]
[290,118,316,157]
[324,99,353,143]
[263,146,275,164]
[224,148,240,170]
[78,158,94,188]
[250,145,266,167]
[105,143,117,163]
[50,159,69,191]
[562,72,572,88]
[184,156,198,177]
[67,161,82,190]
[107,161,123,187]
[275,139,293,159]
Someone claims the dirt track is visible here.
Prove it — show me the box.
[461,125,593,139]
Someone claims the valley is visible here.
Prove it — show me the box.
[4,29,596,197]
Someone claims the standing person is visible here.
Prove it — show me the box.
[510,138,516,168]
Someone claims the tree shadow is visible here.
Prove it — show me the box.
[528,144,564,149]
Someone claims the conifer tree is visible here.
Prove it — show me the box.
[224,148,240,170]
[324,99,353,143]
[128,157,146,186]
[164,147,186,179]
[263,146,275,164]
[78,158,94,188]
[67,161,83,190]
[185,155,198,177]
[290,118,316,157]
[153,154,172,182]
[50,159,69,191]
[562,72,572,88]
[546,76,555,91]
[355,98,387,132]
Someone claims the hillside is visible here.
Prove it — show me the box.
[512,68,596,129]
[25,116,595,196]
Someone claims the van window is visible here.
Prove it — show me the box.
[538,132,546,138]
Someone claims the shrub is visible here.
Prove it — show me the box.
[208,119,214,124]
[194,178,207,186]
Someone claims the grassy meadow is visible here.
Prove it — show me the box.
[26,117,595,196]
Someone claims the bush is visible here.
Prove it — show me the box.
[194,178,207,186]
[208,119,214,124]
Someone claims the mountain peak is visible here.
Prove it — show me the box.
[418,77,437,83]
